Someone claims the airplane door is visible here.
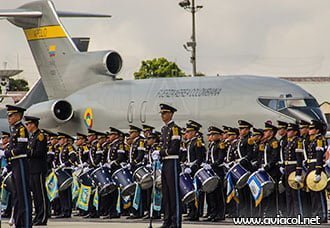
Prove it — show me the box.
[140,101,147,123]
[127,101,134,123]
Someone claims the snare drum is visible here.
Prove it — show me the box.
[2,171,14,193]
[91,166,117,196]
[112,167,136,196]
[179,173,195,204]
[194,167,219,193]
[55,169,73,191]
[133,166,153,190]
[227,163,251,189]
[248,170,274,198]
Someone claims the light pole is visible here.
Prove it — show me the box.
[179,0,203,77]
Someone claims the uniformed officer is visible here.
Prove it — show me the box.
[276,120,288,216]
[55,132,77,218]
[204,126,226,221]
[0,131,13,218]
[24,116,49,226]
[283,123,304,217]
[127,124,146,219]
[237,120,254,217]
[100,127,126,219]
[298,120,312,217]
[306,120,328,223]
[4,105,32,227]
[157,103,181,228]
[259,122,280,217]
[183,120,204,221]
[75,132,89,167]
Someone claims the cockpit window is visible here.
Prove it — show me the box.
[258,97,319,111]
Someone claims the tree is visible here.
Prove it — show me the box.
[134,57,186,79]
[9,78,29,91]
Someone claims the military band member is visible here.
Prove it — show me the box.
[183,120,204,221]
[237,120,254,217]
[205,126,226,221]
[157,104,181,228]
[0,131,13,218]
[306,120,328,223]
[277,120,288,216]
[4,105,32,227]
[259,122,280,217]
[101,127,126,219]
[25,116,49,226]
[283,123,304,217]
[224,127,239,217]
[75,132,89,167]
[55,132,77,218]
[145,130,161,219]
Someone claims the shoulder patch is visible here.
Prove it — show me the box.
[271,140,278,149]
[139,140,145,147]
[219,142,225,149]
[38,133,45,141]
[119,144,124,150]
[67,145,74,152]
[196,138,202,147]
[248,138,254,145]
[317,139,324,148]
[172,126,179,136]
[259,144,265,151]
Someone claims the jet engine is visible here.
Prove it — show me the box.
[26,99,74,128]
[87,50,123,77]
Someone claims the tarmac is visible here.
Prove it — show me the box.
[1,217,329,228]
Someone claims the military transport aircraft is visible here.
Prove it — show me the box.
[0,0,326,134]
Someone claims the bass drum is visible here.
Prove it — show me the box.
[78,167,94,187]
[55,169,73,191]
[112,167,136,197]
[91,166,117,196]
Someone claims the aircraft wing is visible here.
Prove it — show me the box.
[0,9,42,18]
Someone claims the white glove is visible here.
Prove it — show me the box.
[314,174,321,183]
[104,163,111,168]
[146,163,152,169]
[184,167,192,174]
[125,163,131,170]
[0,150,4,158]
[152,151,160,161]
[1,167,7,175]
[280,166,285,174]
[326,159,330,167]
[295,175,302,183]
[204,164,212,170]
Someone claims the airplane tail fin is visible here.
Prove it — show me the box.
[0,0,113,99]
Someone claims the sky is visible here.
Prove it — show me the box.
[1,0,330,86]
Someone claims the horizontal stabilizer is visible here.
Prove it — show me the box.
[0,9,42,18]
[57,11,111,18]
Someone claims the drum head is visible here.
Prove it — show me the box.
[202,177,219,193]
[99,183,117,196]
[122,183,137,197]
[236,171,251,189]
[182,191,195,204]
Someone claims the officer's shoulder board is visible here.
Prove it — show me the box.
[83,145,89,151]
[259,144,265,151]
[38,132,45,141]
[125,144,130,151]
[19,125,26,137]
[196,138,202,148]
[119,143,124,150]
[172,126,179,136]
[271,140,278,149]
[67,145,74,152]
[219,142,226,149]
[139,140,145,148]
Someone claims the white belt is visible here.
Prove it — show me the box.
[307,159,317,163]
[163,155,179,160]
[284,161,297,165]
[11,154,27,160]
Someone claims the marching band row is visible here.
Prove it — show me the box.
[0,104,329,228]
